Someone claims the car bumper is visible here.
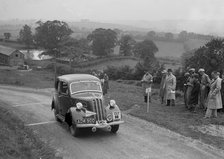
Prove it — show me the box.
[76,120,124,128]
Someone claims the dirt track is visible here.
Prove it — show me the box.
[0,85,224,159]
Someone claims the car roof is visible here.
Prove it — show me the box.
[58,74,100,83]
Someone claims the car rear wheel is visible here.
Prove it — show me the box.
[54,109,61,122]
[111,125,119,133]
[70,123,80,137]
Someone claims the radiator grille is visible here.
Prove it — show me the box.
[93,99,105,121]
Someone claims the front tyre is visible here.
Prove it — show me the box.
[54,109,61,122]
[111,125,119,133]
[70,123,80,137]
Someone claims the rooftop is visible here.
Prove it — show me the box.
[58,74,100,83]
[0,45,15,56]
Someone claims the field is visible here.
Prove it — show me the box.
[0,68,224,151]
[154,40,184,57]
[154,39,207,58]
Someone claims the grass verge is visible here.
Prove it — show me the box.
[105,81,224,150]
[0,101,60,159]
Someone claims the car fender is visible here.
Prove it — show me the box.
[66,107,85,125]
[51,94,59,110]
[105,105,122,121]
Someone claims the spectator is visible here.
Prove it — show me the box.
[204,71,223,118]
[92,71,98,77]
[186,68,195,109]
[159,70,167,104]
[198,68,211,110]
[220,73,224,112]
[189,73,200,112]
[184,72,190,108]
[103,73,109,95]
[165,69,176,106]
[141,71,153,103]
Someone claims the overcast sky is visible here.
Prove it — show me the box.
[0,0,224,22]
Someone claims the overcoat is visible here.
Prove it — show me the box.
[189,80,200,105]
[165,74,176,100]
[207,77,223,109]
[159,75,167,99]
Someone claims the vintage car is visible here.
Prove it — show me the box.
[51,74,124,137]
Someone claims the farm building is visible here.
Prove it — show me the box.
[0,45,24,66]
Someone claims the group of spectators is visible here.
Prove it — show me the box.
[183,68,224,118]
[141,68,224,118]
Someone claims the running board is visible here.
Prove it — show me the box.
[56,114,65,122]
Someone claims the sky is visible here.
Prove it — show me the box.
[0,0,224,22]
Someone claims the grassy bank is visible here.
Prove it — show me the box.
[105,81,224,150]
[0,101,59,159]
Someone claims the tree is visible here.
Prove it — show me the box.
[119,34,135,56]
[87,28,117,56]
[4,32,11,40]
[133,39,158,59]
[60,37,90,70]
[34,20,73,78]
[178,31,188,41]
[19,25,33,50]
[183,38,224,75]
[165,32,174,40]
[35,20,73,57]
[147,31,156,39]
[133,39,159,72]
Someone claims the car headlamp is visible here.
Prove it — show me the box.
[109,100,116,108]
[76,102,83,109]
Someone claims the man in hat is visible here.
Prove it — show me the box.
[184,72,190,107]
[185,68,195,109]
[189,73,201,112]
[141,71,153,103]
[165,69,176,106]
[198,68,210,109]
[159,70,167,104]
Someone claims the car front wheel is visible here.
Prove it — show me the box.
[54,109,61,122]
[111,125,119,133]
[70,123,80,137]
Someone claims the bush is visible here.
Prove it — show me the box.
[104,65,134,80]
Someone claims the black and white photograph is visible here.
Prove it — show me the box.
[0,0,224,158]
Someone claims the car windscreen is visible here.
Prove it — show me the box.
[70,81,102,94]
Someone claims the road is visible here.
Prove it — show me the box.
[0,85,224,159]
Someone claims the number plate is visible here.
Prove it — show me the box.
[77,118,95,124]
[113,112,121,120]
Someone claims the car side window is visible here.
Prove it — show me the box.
[59,81,69,95]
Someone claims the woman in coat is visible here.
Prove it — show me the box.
[165,69,176,106]
[204,71,223,118]
[159,70,167,104]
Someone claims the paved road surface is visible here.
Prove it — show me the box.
[0,85,223,159]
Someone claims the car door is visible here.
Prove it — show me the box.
[58,81,72,116]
